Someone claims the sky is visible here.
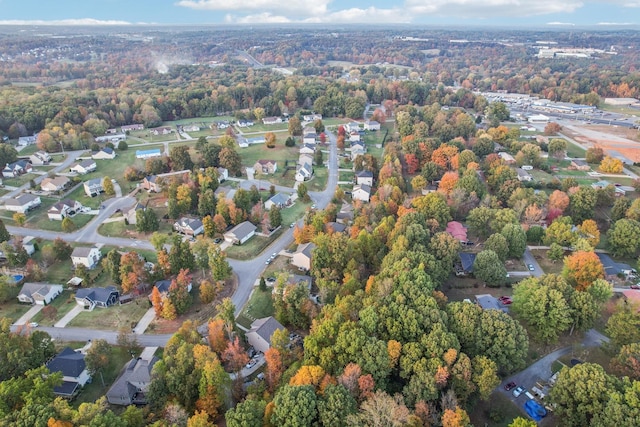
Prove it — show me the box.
[0,0,638,27]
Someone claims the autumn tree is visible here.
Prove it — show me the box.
[222,337,248,373]
[610,343,640,380]
[225,399,267,427]
[577,219,600,248]
[606,300,640,349]
[548,138,567,159]
[544,122,562,136]
[563,251,605,291]
[438,171,459,195]
[119,251,146,294]
[151,287,163,316]
[586,146,604,164]
[265,347,284,392]
[599,156,623,173]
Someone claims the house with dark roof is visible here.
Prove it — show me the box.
[303,132,317,145]
[325,221,347,234]
[153,279,193,297]
[173,217,204,236]
[224,221,257,245]
[75,286,119,310]
[246,316,286,353]
[46,347,91,398]
[597,253,635,280]
[2,159,32,178]
[457,253,477,276]
[17,283,63,305]
[71,246,102,269]
[92,147,116,160]
[295,162,314,182]
[265,193,290,210]
[355,170,374,186]
[352,184,371,202]
[47,199,82,221]
[142,175,161,193]
[124,203,145,225]
[292,242,315,271]
[106,356,159,406]
[475,294,508,313]
[300,143,316,155]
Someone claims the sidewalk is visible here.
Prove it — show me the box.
[133,307,156,334]
[13,304,44,325]
[139,346,158,360]
[54,304,85,328]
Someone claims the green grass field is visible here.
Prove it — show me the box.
[29,290,78,326]
[226,229,284,260]
[236,288,275,329]
[565,143,587,158]
[239,143,300,168]
[66,299,150,330]
[306,167,328,192]
[0,302,31,323]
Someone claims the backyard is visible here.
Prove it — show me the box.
[236,288,275,329]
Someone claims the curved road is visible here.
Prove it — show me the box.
[9,132,339,344]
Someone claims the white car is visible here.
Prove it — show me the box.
[28,322,39,328]
[513,386,525,398]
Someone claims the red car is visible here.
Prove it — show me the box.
[631,285,640,290]
[498,296,513,305]
[504,382,517,391]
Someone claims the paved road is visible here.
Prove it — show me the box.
[523,248,544,277]
[32,326,173,346]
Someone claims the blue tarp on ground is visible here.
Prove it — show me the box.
[524,399,547,422]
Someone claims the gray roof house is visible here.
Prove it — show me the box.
[4,193,42,213]
[106,356,159,406]
[71,246,102,269]
[292,242,315,271]
[265,193,290,210]
[75,286,119,310]
[597,253,635,280]
[46,347,91,398]
[224,221,257,245]
[17,283,63,305]
[173,217,204,236]
[246,316,286,354]
[84,178,103,197]
[355,170,374,186]
[70,159,97,175]
[475,294,508,313]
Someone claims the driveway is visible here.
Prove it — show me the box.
[523,248,544,277]
[54,304,85,328]
[13,304,44,325]
[132,308,156,335]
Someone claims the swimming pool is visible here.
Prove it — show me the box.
[11,274,24,283]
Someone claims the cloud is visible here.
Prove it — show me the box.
[227,13,292,24]
[547,21,576,26]
[604,0,640,7]
[177,0,330,17]
[0,18,134,25]
[404,0,584,18]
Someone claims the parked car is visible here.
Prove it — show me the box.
[28,322,39,328]
[631,284,640,290]
[504,382,517,391]
[498,296,513,305]
[512,386,525,398]
[245,359,257,369]
[524,399,547,421]
[266,277,276,283]
[290,222,296,228]
[213,237,223,244]
[528,264,535,271]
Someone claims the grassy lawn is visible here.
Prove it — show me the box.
[226,229,284,260]
[29,290,78,326]
[557,345,614,374]
[73,345,138,408]
[442,277,514,302]
[560,169,590,177]
[306,167,328,192]
[239,143,300,168]
[64,184,103,209]
[280,199,312,226]
[98,220,129,237]
[339,171,354,182]
[0,302,31,323]
[67,299,150,330]
[3,172,39,187]
[237,288,275,329]
[531,249,564,275]
[566,143,586,158]
[28,212,94,232]
[529,169,556,184]
[241,123,290,133]
[469,391,526,427]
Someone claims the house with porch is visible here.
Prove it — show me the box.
[224,221,257,245]
[47,199,83,221]
[173,217,204,236]
[84,178,103,197]
[75,286,119,309]
[254,160,278,174]
[4,193,41,213]
[46,347,91,398]
[17,283,63,305]
[3,159,32,178]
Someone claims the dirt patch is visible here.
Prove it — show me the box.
[569,124,640,162]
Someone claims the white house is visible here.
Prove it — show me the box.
[364,120,381,131]
[70,159,97,175]
[265,193,290,210]
[182,124,200,132]
[48,199,83,221]
[150,126,173,136]
[40,176,70,193]
[352,184,372,202]
[246,317,286,354]
[303,132,317,145]
[91,147,116,160]
[262,116,283,125]
[345,122,361,133]
[3,160,32,178]
[291,242,315,271]
[528,114,550,123]
[4,194,41,213]
[295,162,313,182]
[516,168,533,182]
[17,283,63,305]
[121,124,144,132]
[224,221,257,245]
[71,246,102,269]
[302,113,322,122]
[135,148,162,159]
[498,152,516,164]
[173,217,204,236]
[29,151,51,165]
[349,131,361,142]
[299,143,315,155]
[84,178,103,197]
[107,356,159,406]
[217,167,229,182]
[18,135,37,146]
[46,347,91,398]
[355,170,374,186]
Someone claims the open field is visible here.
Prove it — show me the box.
[306,167,328,192]
[29,211,94,232]
[239,143,300,168]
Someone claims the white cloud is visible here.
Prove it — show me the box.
[305,7,411,24]
[176,0,330,17]
[0,18,134,25]
[227,13,292,24]
[596,22,636,25]
[603,0,640,7]
[405,0,584,18]
[547,21,576,26]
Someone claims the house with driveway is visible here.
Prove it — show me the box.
[46,347,91,398]
[265,193,290,210]
[351,184,371,203]
[70,159,97,175]
[47,199,83,221]
[173,217,204,237]
[75,286,119,310]
[92,147,116,160]
[291,242,315,271]
[224,221,257,245]
[106,355,159,406]
[71,246,102,269]
[84,178,104,197]
[29,151,52,165]
[17,283,63,305]
[142,175,161,193]
[254,160,278,174]
[40,176,70,193]
[246,316,286,354]
[4,193,42,213]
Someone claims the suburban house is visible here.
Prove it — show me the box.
[254,160,278,174]
[597,253,636,280]
[121,124,144,132]
[84,178,103,197]
[92,147,116,160]
[336,203,354,224]
[213,121,230,130]
[182,124,200,132]
[47,199,83,221]
[262,116,282,125]
[46,347,91,398]
[29,151,51,165]
[246,316,286,353]
[516,168,533,182]
[355,170,374,186]
[215,186,237,202]
[345,122,361,133]
[71,246,102,269]
[173,217,204,236]
[300,143,315,155]
[302,113,322,122]
[299,153,314,167]
[154,279,193,296]
[364,120,381,131]
[4,193,42,213]
[265,193,290,210]
[349,131,361,142]
[75,286,119,309]
[142,175,161,193]
[303,132,317,145]
[246,136,266,145]
[295,162,313,182]
[237,119,254,128]
[350,145,366,161]
[18,135,37,146]
[456,253,477,276]
[291,242,315,271]
[217,167,229,182]
[446,221,468,242]
[136,148,162,159]
[571,159,591,171]
[352,184,371,202]
[107,355,159,406]
[325,221,347,234]
[40,176,70,193]
[70,159,97,175]
[17,283,63,305]
[224,221,257,245]
[0,237,36,259]
[95,134,126,144]
[497,152,516,165]
[124,203,145,225]
[3,159,32,178]
[476,294,508,312]
[150,126,173,136]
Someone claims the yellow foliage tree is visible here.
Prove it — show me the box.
[599,156,623,174]
[577,219,600,248]
[289,365,326,388]
[161,296,177,320]
[563,250,605,291]
[387,340,402,368]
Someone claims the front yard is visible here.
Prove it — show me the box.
[29,290,78,326]
[226,229,284,260]
[66,299,150,330]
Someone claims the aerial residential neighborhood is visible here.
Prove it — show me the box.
[0,21,640,427]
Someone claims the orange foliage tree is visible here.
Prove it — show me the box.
[442,407,471,427]
[548,190,570,213]
[151,286,163,316]
[222,337,249,373]
[431,145,459,170]
[265,348,283,392]
[289,365,326,388]
[207,318,228,355]
[563,250,605,291]
[438,171,459,195]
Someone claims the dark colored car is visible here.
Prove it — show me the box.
[631,284,640,290]
[213,237,223,244]
[504,382,517,391]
